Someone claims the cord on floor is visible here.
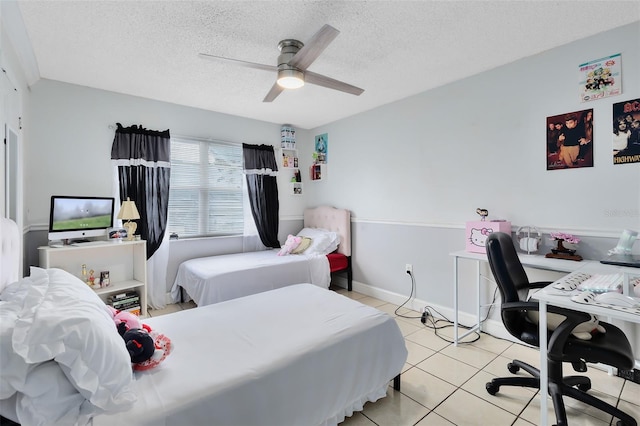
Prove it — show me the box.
[394,269,500,344]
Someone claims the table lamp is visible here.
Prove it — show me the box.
[117,197,140,241]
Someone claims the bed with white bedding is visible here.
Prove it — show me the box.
[0,216,407,426]
[93,284,407,426]
[171,205,352,306]
[170,248,330,305]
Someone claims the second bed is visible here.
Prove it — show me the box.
[171,206,353,306]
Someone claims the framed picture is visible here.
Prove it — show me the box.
[99,271,110,287]
[612,98,640,164]
[108,227,127,240]
[546,108,593,170]
[314,133,328,164]
[579,53,622,103]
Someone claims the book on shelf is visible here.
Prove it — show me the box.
[108,293,139,302]
[123,305,141,316]
[110,290,138,301]
[111,297,140,310]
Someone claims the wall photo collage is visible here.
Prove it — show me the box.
[546,53,639,170]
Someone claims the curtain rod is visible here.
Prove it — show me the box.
[108,124,245,147]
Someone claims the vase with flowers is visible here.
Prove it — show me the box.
[546,232,583,261]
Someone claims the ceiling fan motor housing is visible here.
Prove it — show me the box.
[276,39,304,87]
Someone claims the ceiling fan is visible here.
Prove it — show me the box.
[198,24,364,102]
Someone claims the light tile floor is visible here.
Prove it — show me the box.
[148,289,640,426]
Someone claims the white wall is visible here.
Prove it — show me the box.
[303,22,640,309]
[24,80,308,226]
[307,22,639,231]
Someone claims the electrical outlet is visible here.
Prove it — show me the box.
[405,264,413,274]
[421,311,429,323]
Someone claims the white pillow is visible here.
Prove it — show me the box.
[15,360,91,426]
[296,228,340,255]
[12,267,136,412]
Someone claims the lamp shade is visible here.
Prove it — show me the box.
[117,197,140,221]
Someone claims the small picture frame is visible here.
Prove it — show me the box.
[99,271,110,287]
[108,227,127,241]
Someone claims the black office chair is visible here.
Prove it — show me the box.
[484,232,636,426]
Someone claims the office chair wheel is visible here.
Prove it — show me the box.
[486,381,499,395]
[507,362,520,374]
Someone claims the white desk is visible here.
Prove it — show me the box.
[536,263,640,426]
[450,250,588,346]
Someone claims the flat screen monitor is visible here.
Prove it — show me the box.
[48,196,115,242]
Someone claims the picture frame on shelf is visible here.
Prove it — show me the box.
[108,227,127,241]
[99,271,110,287]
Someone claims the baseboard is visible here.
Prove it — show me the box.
[350,279,517,343]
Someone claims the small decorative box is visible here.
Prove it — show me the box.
[465,220,512,253]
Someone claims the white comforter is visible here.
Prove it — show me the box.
[170,249,330,305]
[93,284,408,426]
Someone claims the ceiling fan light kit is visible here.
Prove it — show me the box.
[199,24,364,102]
[277,69,304,89]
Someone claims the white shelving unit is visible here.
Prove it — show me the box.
[38,240,148,317]
[281,148,299,169]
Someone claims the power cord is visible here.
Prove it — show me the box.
[394,268,500,344]
[420,275,500,344]
[394,269,422,319]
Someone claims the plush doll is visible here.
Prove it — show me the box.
[122,327,156,363]
[278,234,302,256]
[106,305,173,370]
[132,325,173,371]
[105,305,142,335]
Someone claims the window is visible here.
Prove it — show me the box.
[168,136,244,238]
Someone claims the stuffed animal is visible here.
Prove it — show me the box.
[122,327,156,363]
[132,325,173,371]
[105,305,142,335]
[105,305,173,370]
[278,234,302,256]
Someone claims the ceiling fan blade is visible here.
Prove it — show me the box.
[287,24,340,70]
[263,82,285,102]
[305,71,364,96]
[198,53,276,72]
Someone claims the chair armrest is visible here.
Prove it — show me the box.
[528,281,553,290]
[502,301,592,359]
[545,305,593,360]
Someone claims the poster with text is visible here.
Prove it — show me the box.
[546,108,593,170]
[612,98,640,165]
[579,53,621,103]
[314,133,328,164]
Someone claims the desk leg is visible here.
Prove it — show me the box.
[476,259,481,334]
[453,256,459,346]
[539,300,549,425]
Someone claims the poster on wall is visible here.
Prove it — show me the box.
[546,108,593,170]
[612,98,640,165]
[314,133,328,164]
[579,53,622,103]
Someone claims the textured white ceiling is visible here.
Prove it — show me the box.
[16,1,640,129]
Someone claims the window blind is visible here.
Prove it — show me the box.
[168,136,244,238]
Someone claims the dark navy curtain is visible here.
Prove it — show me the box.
[242,143,279,248]
[111,123,171,259]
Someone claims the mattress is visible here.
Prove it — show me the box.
[92,284,407,426]
[170,249,330,306]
